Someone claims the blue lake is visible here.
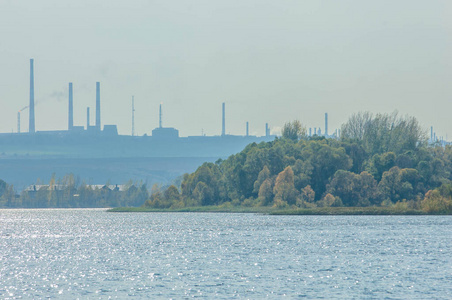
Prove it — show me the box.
[1,209,451,299]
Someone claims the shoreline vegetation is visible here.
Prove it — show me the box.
[108,206,442,215]
[135,112,452,215]
[2,112,452,215]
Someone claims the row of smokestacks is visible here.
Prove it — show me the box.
[27,59,101,133]
[27,59,271,136]
[69,82,100,131]
[26,59,273,137]
[430,126,445,144]
[307,113,338,137]
[222,102,270,137]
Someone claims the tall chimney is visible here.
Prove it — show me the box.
[87,107,90,129]
[29,59,35,133]
[325,113,328,136]
[68,82,73,130]
[246,122,249,137]
[265,123,269,137]
[159,103,162,128]
[132,96,135,136]
[17,112,20,134]
[222,102,225,136]
[96,82,100,131]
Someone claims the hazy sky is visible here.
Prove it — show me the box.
[0,0,451,138]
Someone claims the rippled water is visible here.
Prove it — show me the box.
[0,209,451,299]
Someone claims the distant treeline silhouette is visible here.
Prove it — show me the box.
[0,175,148,208]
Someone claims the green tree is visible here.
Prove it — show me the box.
[282,120,306,141]
[327,170,378,207]
[341,111,427,155]
[297,185,315,207]
[292,159,313,191]
[318,193,336,207]
[253,166,270,194]
[301,140,352,199]
[367,152,396,181]
[258,178,274,206]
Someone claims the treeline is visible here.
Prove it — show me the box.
[0,174,148,208]
[144,112,452,214]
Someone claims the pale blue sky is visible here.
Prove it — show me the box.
[0,0,451,138]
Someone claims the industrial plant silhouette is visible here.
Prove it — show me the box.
[0,59,287,189]
[5,59,280,158]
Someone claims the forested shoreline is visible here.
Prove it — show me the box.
[143,112,452,214]
[1,112,452,214]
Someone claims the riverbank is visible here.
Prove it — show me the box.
[107,206,448,215]
[107,206,274,214]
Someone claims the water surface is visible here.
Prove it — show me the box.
[1,209,451,299]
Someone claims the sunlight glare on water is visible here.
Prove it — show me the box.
[0,209,451,299]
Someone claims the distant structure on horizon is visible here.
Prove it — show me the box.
[307,113,338,139]
[68,82,73,131]
[7,59,449,146]
[0,59,277,159]
[131,96,135,137]
[29,59,35,133]
[222,102,226,136]
[13,59,274,139]
[96,82,101,131]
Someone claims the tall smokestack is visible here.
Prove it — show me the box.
[325,113,328,136]
[29,59,35,133]
[68,82,73,130]
[246,122,249,137]
[17,112,20,133]
[265,123,269,137]
[132,96,135,136]
[159,103,162,128]
[96,82,100,131]
[222,102,225,136]
[87,107,90,129]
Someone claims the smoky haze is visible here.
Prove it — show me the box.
[0,0,451,138]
